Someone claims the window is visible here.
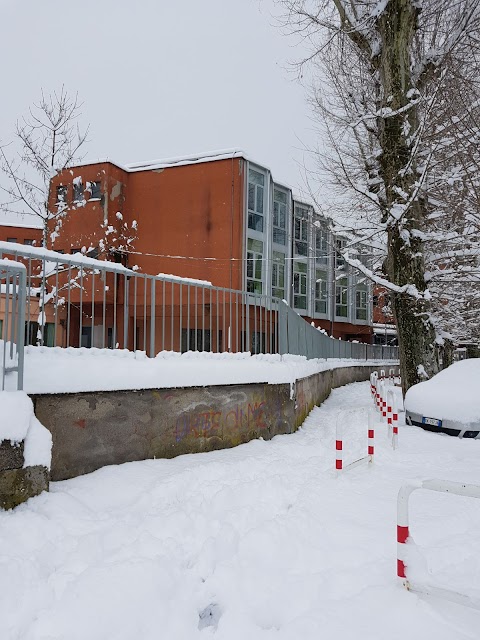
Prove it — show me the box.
[335,277,348,317]
[248,169,265,232]
[88,181,102,199]
[294,206,309,256]
[335,238,347,270]
[6,237,17,243]
[273,188,287,245]
[293,261,308,310]
[25,322,55,347]
[315,226,328,265]
[23,239,34,246]
[356,286,368,321]
[246,238,263,294]
[56,185,68,204]
[272,251,285,298]
[182,329,220,353]
[73,179,84,202]
[250,332,266,355]
[315,269,328,314]
[86,247,99,259]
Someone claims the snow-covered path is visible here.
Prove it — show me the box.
[1,382,480,639]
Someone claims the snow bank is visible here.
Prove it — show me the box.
[0,391,52,469]
[405,359,480,424]
[23,346,397,395]
[1,382,479,638]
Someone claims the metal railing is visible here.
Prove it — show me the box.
[0,242,399,362]
[278,301,399,360]
[0,259,26,390]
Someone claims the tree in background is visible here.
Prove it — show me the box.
[0,87,88,247]
[279,0,480,393]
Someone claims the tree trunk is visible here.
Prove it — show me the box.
[377,0,439,396]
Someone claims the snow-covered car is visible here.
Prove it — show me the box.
[404,359,480,438]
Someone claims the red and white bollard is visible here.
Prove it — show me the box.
[387,388,394,438]
[370,372,377,398]
[392,393,399,450]
[335,410,374,473]
[368,409,375,459]
[336,432,343,471]
[380,380,387,422]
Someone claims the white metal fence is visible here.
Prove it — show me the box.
[0,259,26,390]
[0,242,399,366]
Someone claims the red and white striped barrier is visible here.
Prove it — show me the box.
[336,409,375,473]
[397,479,480,608]
[370,372,377,399]
[392,392,399,450]
[380,380,387,421]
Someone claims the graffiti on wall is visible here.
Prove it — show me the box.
[174,399,268,442]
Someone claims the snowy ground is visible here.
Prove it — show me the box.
[1,381,480,639]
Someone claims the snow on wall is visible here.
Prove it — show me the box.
[0,391,52,469]
[23,346,398,395]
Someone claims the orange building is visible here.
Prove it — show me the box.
[0,222,42,247]
[46,150,374,343]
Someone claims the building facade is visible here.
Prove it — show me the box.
[1,150,374,346]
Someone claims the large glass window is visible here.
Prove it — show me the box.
[273,188,287,245]
[272,251,285,298]
[315,269,328,314]
[315,226,328,265]
[294,206,309,256]
[356,285,368,320]
[335,237,347,270]
[335,277,348,317]
[293,261,308,310]
[248,169,265,232]
[247,238,263,294]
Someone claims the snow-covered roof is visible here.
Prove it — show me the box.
[126,148,248,172]
[0,219,43,230]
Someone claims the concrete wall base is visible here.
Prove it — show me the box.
[0,440,49,510]
[33,365,381,481]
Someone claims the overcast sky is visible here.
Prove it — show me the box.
[0,0,321,225]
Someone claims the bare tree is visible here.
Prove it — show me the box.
[0,87,88,246]
[278,0,480,394]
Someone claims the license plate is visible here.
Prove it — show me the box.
[423,417,442,427]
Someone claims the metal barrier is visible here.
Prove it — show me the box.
[0,259,26,390]
[335,409,375,473]
[397,479,480,609]
[278,300,399,360]
[0,242,400,361]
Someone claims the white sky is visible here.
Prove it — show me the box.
[0,0,321,225]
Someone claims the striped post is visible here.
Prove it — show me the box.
[392,393,399,450]
[368,409,375,460]
[371,371,379,409]
[380,380,387,421]
[336,415,343,471]
[397,516,409,579]
[387,389,394,438]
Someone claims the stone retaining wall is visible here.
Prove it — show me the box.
[33,365,381,481]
